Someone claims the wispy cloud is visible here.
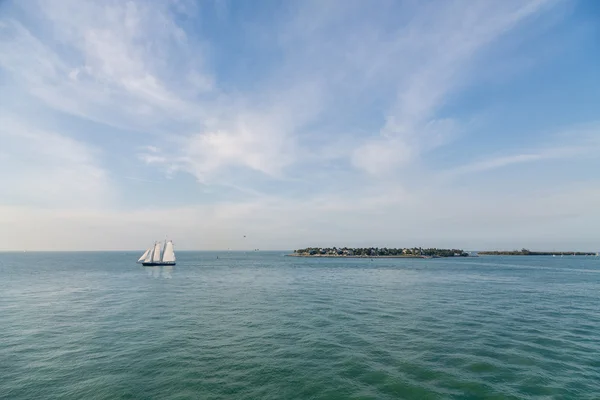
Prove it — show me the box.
[0,0,211,132]
[0,116,113,207]
[442,123,600,178]
[122,176,162,184]
[351,0,556,175]
[1,0,559,183]
[445,146,588,177]
[1,0,598,250]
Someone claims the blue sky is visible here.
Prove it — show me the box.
[0,0,599,251]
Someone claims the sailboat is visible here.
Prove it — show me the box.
[137,240,176,266]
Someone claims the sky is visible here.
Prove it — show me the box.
[0,0,599,251]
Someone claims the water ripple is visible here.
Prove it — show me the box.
[1,252,599,399]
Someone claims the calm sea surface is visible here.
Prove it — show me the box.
[1,252,599,399]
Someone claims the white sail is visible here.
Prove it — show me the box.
[144,246,154,262]
[137,247,151,262]
[152,242,162,262]
[145,244,155,262]
[162,240,176,262]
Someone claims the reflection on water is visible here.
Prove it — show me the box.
[144,265,174,279]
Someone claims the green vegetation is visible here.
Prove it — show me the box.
[292,247,469,257]
[479,249,596,256]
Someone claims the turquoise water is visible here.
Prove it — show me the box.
[1,252,599,399]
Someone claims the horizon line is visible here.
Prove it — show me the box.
[1,249,598,253]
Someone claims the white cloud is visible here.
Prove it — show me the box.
[444,149,575,177]
[135,0,559,184]
[351,138,413,175]
[351,0,555,175]
[2,0,597,251]
[0,117,112,207]
[0,0,559,184]
[442,123,600,178]
[140,81,326,183]
[0,0,211,132]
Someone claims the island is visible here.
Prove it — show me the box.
[478,249,598,256]
[288,247,470,258]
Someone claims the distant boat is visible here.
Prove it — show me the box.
[137,240,176,266]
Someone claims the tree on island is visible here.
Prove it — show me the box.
[293,247,469,257]
[477,249,595,256]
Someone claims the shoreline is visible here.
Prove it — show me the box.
[287,254,434,258]
[291,246,470,258]
[478,252,597,256]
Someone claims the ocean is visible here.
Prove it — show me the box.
[1,252,599,399]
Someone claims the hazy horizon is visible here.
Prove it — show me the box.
[1,0,599,251]
[5,247,600,253]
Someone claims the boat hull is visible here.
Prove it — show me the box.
[140,262,176,266]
